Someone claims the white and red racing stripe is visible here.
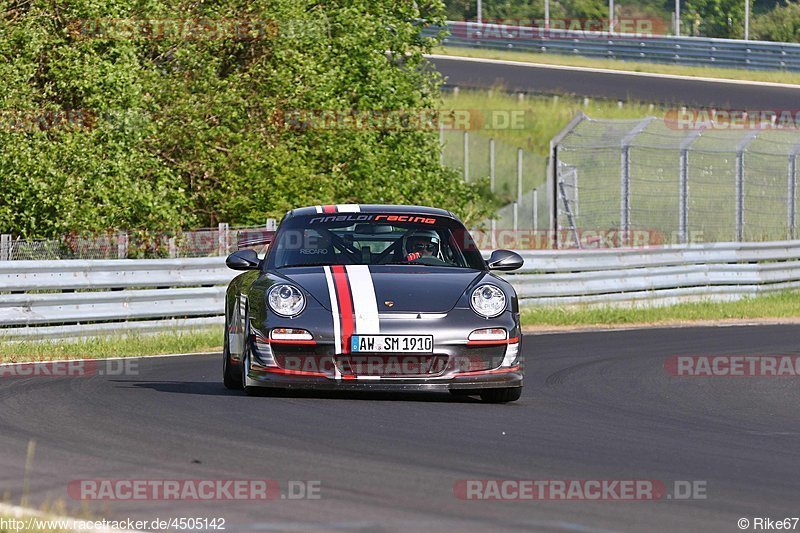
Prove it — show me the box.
[323,264,381,378]
[314,204,361,214]
[345,265,380,336]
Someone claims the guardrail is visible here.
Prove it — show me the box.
[429,21,800,71]
[505,240,800,306]
[0,257,236,341]
[2,241,800,340]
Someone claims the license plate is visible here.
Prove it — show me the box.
[350,335,433,353]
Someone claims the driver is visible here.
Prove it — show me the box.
[404,230,441,262]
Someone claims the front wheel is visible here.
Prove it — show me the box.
[479,387,522,404]
[223,314,243,390]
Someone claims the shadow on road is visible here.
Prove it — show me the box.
[119,380,489,403]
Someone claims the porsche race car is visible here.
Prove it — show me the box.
[222,204,524,403]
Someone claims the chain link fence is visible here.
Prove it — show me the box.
[553,113,800,247]
[0,222,276,261]
[440,128,548,232]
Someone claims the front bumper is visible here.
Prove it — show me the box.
[244,307,523,392]
[245,363,522,392]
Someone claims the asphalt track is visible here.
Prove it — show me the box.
[2,325,800,531]
[430,55,800,108]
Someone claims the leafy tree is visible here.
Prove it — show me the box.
[752,0,800,42]
[683,0,746,37]
[0,0,494,238]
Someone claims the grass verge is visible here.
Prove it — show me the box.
[0,329,222,363]
[434,46,800,85]
[439,88,664,196]
[521,290,800,328]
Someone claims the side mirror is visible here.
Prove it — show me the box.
[487,249,524,272]
[226,249,261,271]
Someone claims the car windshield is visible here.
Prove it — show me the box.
[266,212,485,270]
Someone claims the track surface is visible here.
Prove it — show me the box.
[2,326,800,532]
[430,55,800,108]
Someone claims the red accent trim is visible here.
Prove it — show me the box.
[454,365,521,377]
[331,265,354,354]
[466,336,520,346]
[261,366,327,378]
[342,375,356,380]
[322,205,337,213]
[268,338,317,345]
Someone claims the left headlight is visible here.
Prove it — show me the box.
[267,284,306,317]
[470,284,507,318]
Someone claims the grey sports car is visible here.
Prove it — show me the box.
[222,204,524,403]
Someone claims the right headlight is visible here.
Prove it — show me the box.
[470,284,507,318]
[267,284,306,317]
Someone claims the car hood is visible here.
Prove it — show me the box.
[272,265,485,313]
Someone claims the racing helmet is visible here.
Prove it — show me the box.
[403,229,441,258]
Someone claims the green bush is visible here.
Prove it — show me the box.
[0,0,494,238]
[752,0,800,42]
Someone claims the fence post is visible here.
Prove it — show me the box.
[218,222,230,256]
[513,202,519,233]
[789,146,800,240]
[463,131,469,182]
[489,138,495,193]
[517,148,523,208]
[168,237,177,258]
[439,120,445,166]
[549,112,588,249]
[735,131,759,242]
[266,218,278,231]
[117,231,128,259]
[533,189,538,232]
[0,234,10,261]
[679,128,703,244]
[620,117,655,246]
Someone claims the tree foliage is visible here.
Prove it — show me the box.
[752,0,800,42]
[0,0,494,238]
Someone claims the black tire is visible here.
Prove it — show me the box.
[479,387,522,404]
[241,350,259,396]
[223,312,243,390]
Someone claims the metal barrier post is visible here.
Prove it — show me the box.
[679,128,704,244]
[620,118,655,246]
[549,113,587,249]
[117,231,128,259]
[218,223,230,256]
[517,148,523,208]
[1,234,10,261]
[463,131,469,182]
[489,138,495,193]
[789,146,800,240]
[439,120,444,166]
[735,131,759,242]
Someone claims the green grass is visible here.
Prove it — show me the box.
[0,329,222,363]
[439,88,666,197]
[521,290,800,327]
[435,46,800,85]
